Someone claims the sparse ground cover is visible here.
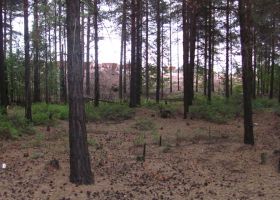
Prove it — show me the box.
[1,95,280,199]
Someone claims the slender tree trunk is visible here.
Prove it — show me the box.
[135,0,142,105]
[207,0,212,103]
[169,5,172,93]
[252,27,256,99]
[225,0,229,98]
[189,2,197,103]
[145,0,149,99]
[66,0,94,185]
[156,0,160,103]
[119,0,126,100]
[9,7,14,102]
[0,0,8,114]
[196,38,199,92]
[34,0,40,102]
[45,6,49,105]
[203,7,207,96]
[24,0,32,121]
[94,0,99,107]
[161,13,163,100]
[130,0,137,107]
[123,0,127,95]
[238,0,254,145]
[269,15,275,100]
[86,11,90,96]
[182,0,189,119]
[54,0,57,99]
[59,0,65,103]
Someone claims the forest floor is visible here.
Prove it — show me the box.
[1,106,280,200]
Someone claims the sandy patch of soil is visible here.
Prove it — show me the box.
[1,108,280,200]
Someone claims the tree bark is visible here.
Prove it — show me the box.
[86,11,90,96]
[66,0,94,185]
[130,0,137,107]
[94,0,99,107]
[24,0,32,121]
[225,0,230,98]
[0,0,8,114]
[156,0,161,103]
[145,0,149,99]
[34,0,40,103]
[269,15,275,100]
[238,0,254,145]
[207,0,212,103]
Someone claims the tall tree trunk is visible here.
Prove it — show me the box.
[123,0,127,95]
[34,0,40,102]
[136,0,142,105]
[54,0,57,99]
[169,4,172,93]
[238,0,254,145]
[24,0,32,121]
[145,0,149,99]
[86,11,90,96]
[182,0,189,119]
[59,0,66,103]
[129,0,137,107]
[207,0,212,102]
[45,5,49,105]
[225,0,230,98]
[252,27,256,99]
[269,15,275,100]
[189,2,198,103]
[66,0,94,185]
[0,0,8,114]
[119,0,127,100]
[156,0,160,103]
[94,0,99,107]
[9,7,14,102]
[203,5,207,96]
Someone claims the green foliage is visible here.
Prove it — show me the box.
[190,94,243,124]
[252,98,278,109]
[32,102,69,125]
[85,102,135,122]
[0,113,36,140]
[142,64,171,93]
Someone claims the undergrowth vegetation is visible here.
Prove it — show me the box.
[85,102,135,122]
[0,113,36,140]
[32,102,69,125]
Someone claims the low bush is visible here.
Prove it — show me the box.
[0,113,36,140]
[32,102,69,125]
[85,101,135,122]
[189,94,243,124]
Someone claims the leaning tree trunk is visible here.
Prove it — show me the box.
[238,0,254,145]
[66,0,94,185]
[24,0,32,121]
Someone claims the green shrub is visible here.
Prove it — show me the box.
[189,94,242,124]
[0,114,36,140]
[32,102,69,125]
[253,97,278,109]
[85,101,135,122]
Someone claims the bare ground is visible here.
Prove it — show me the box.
[1,107,280,200]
